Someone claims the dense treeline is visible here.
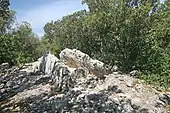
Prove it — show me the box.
[43,0,170,89]
[0,0,43,65]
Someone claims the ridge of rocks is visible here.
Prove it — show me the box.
[0,48,170,113]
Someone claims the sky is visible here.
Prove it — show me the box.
[10,0,88,37]
[10,0,165,37]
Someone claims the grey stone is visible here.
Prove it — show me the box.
[129,70,140,77]
[159,93,170,105]
[0,83,4,89]
[59,48,106,77]
[38,52,59,75]
[0,50,169,113]
[0,63,9,71]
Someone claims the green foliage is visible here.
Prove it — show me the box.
[43,0,170,89]
[0,22,41,65]
[0,0,15,34]
[0,0,43,65]
[1,0,169,89]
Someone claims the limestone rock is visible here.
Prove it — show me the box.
[59,48,106,77]
[159,93,170,105]
[129,70,140,77]
[0,49,170,113]
[39,51,59,75]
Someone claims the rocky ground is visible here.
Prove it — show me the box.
[0,48,170,113]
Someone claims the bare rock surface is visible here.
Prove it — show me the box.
[59,48,106,77]
[0,48,170,113]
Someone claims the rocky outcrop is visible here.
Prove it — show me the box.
[59,48,107,77]
[38,52,60,75]
[0,48,170,113]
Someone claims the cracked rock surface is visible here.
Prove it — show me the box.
[0,48,170,113]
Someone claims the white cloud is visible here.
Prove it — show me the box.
[160,0,165,3]
[16,0,88,37]
[17,0,165,37]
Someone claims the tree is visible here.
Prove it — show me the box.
[0,0,10,20]
[0,0,15,34]
[43,0,170,88]
[0,21,41,65]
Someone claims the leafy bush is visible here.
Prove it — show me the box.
[43,0,170,89]
[0,23,41,65]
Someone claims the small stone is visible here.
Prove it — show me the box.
[6,81,12,87]
[155,100,166,107]
[127,80,137,87]
[113,72,119,75]
[12,106,20,112]
[108,96,120,105]
[111,65,118,72]
[82,109,90,113]
[127,82,133,87]
[159,93,170,105]
[0,63,9,70]
[13,84,20,89]
[129,70,139,77]
[0,83,4,89]
[1,88,6,93]
[118,93,127,98]
[88,84,95,89]
[56,94,65,99]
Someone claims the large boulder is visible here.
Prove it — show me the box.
[38,52,60,75]
[59,48,106,77]
[38,51,85,93]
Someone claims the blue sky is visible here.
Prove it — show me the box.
[10,0,165,37]
[10,0,88,37]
